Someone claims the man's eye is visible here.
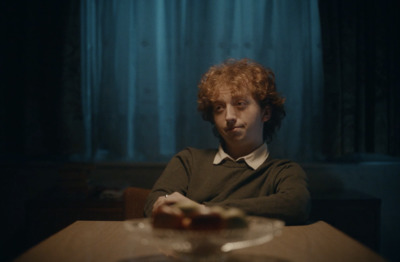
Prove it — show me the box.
[236,100,248,108]
[213,105,224,113]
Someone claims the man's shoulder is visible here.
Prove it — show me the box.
[263,158,305,171]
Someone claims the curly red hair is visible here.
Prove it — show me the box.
[197,58,286,143]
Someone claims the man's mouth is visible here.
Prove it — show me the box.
[225,126,243,132]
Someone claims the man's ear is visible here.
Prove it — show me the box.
[262,106,271,122]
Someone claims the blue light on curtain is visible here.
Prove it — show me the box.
[80,0,323,162]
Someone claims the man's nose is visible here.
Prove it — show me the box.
[225,105,237,123]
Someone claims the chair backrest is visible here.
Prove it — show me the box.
[123,187,151,219]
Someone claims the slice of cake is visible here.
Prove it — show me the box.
[152,202,248,230]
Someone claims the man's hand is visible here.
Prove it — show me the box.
[152,192,204,215]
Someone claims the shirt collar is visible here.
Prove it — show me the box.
[213,143,269,170]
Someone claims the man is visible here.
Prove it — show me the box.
[144,58,310,225]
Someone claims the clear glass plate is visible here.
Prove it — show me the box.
[124,216,284,260]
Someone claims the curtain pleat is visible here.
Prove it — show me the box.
[319,0,400,160]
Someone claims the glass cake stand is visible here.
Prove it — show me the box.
[124,216,284,261]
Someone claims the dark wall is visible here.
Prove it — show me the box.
[1,2,75,260]
[1,0,75,162]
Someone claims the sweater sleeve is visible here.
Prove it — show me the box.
[203,162,311,225]
[143,149,192,217]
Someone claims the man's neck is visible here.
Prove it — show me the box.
[224,142,264,160]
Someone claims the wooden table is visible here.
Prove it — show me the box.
[15,220,385,262]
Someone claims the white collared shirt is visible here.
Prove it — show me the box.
[213,143,269,170]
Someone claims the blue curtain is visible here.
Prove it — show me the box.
[80,0,323,162]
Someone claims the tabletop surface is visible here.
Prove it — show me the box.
[15,220,386,262]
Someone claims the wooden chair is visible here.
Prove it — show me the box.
[123,187,151,219]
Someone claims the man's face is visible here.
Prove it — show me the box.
[212,86,268,153]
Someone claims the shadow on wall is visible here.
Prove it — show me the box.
[307,170,344,194]
[303,161,400,262]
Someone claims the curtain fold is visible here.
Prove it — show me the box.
[80,0,324,162]
[319,0,400,160]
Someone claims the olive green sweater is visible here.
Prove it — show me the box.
[144,147,310,225]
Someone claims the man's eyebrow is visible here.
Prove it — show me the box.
[212,100,224,105]
[231,94,248,100]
